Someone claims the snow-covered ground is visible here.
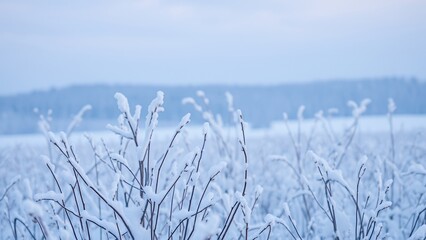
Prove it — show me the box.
[2,114,425,148]
[1,95,426,239]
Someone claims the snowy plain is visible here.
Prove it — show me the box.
[1,93,426,239]
[1,115,425,148]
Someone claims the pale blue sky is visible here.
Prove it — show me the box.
[1,0,425,95]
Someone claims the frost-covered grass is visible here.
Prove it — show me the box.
[0,92,426,240]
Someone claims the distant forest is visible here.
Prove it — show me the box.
[1,78,425,134]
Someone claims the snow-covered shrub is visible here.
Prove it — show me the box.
[1,92,425,240]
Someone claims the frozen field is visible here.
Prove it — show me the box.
[1,93,426,239]
[1,114,425,148]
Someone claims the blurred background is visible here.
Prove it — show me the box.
[1,0,426,134]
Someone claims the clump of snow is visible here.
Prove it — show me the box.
[297,105,305,121]
[34,191,64,202]
[315,110,323,119]
[264,214,276,226]
[196,90,209,105]
[236,191,251,222]
[225,92,234,112]
[133,105,142,123]
[388,98,397,113]
[405,163,426,175]
[114,92,130,115]
[177,113,191,131]
[348,98,371,117]
[208,161,227,177]
[23,199,43,218]
[283,112,288,121]
[203,122,210,135]
[255,185,264,195]
[147,91,164,115]
[106,124,133,139]
[182,97,203,112]
[41,155,54,170]
[196,90,205,98]
[66,104,92,135]
[59,131,69,147]
[81,210,120,238]
[48,131,60,145]
[111,153,129,166]
[283,202,291,217]
[309,150,350,189]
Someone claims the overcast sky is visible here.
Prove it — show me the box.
[1,0,425,95]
